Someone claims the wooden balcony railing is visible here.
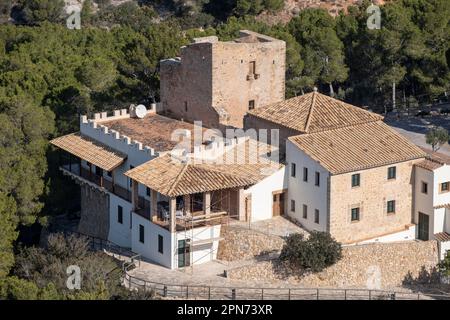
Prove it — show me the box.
[61,164,131,202]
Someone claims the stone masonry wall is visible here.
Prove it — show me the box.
[244,114,301,158]
[217,226,285,261]
[78,185,110,239]
[227,241,439,289]
[212,39,285,128]
[329,159,424,244]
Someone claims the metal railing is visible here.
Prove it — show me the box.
[122,275,450,300]
[57,229,450,301]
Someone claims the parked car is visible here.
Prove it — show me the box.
[415,110,431,117]
[440,108,450,115]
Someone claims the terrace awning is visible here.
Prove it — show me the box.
[50,132,126,171]
[124,155,255,197]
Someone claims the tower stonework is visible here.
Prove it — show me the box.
[160,30,286,129]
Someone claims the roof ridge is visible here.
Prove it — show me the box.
[304,91,317,132]
[167,163,189,196]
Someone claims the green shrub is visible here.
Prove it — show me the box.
[279,231,342,272]
[0,276,39,300]
[438,250,450,276]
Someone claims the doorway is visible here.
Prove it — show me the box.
[418,212,430,241]
[272,191,285,217]
[178,239,191,268]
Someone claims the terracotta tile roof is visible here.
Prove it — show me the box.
[124,155,255,197]
[416,159,444,171]
[247,91,383,133]
[125,139,283,197]
[434,203,450,209]
[202,138,283,181]
[102,113,205,152]
[50,133,126,171]
[288,121,427,174]
[434,232,450,242]
[416,148,450,171]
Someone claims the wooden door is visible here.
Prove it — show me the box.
[272,192,285,217]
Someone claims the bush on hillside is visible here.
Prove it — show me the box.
[279,231,342,273]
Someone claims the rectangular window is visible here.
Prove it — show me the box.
[314,209,319,224]
[248,100,255,110]
[303,167,308,182]
[387,200,396,214]
[290,200,295,212]
[351,207,360,221]
[441,182,449,193]
[249,61,256,75]
[351,174,360,187]
[184,101,188,112]
[291,163,296,178]
[139,225,144,243]
[303,204,308,219]
[421,182,428,194]
[158,235,163,254]
[117,205,123,224]
[107,171,112,177]
[315,172,320,186]
[388,166,396,180]
[146,187,151,197]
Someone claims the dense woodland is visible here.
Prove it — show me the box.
[0,0,449,299]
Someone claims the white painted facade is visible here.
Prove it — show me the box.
[173,225,222,268]
[414,164,450,259]
[108,193,133,248]
[354,225,416,245]
[286,140,330,233]
[132,212,173,268]
[131,212,221,269]
[244,167,288,222]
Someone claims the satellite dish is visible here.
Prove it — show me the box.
[135,104,147,119]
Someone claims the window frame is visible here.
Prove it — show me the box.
[158,235,164,254]
[248,100,255,110]
[387,166,396,180]
[117,205,123,224]
[314,209,319,224]
[290,200,295,212]
[303,167,308,182]
[387,200,396,214]
[440,182,449,193]
[351,207,360,222]
[139,224,144,243]
[351,173,360,188]
[315,171,320,186]
[421,181,428,194]
[291,163,296,178]
[303,204,308,219]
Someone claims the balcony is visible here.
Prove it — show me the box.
[134,197,228,232]
[61,163,131,202]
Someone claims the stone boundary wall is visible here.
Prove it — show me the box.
[217,226,285,261]
[226,240,439,289]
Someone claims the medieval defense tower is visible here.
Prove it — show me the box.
[160,30,286,129]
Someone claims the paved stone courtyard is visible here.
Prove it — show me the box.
[229,216,310,238]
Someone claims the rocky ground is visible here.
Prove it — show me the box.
[257,0,388,24]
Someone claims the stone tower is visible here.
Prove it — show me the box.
[160,30,286,129]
